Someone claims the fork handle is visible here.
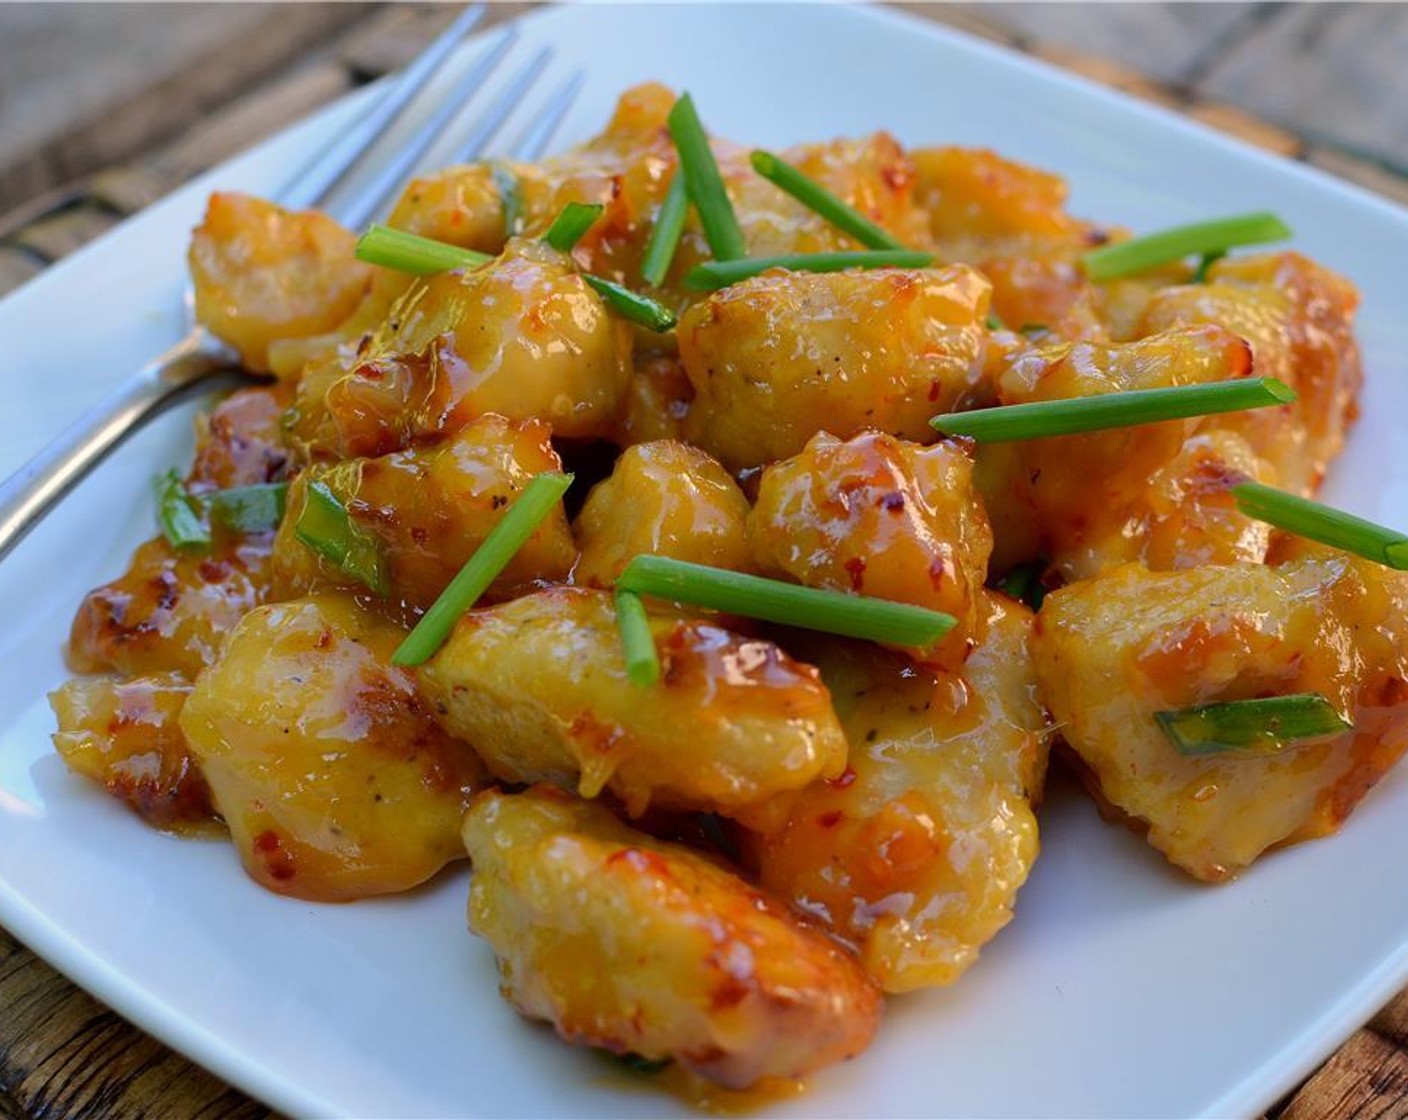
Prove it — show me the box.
[0,326,246,564]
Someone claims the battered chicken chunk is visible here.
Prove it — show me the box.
[418,586,847,819]
[272,414,575,613]
[1139,251,1363,493]
[574,440,751,587]
[749,431,992,664]
[464,786,881,1088]
[189,385,296,490]
[750,595,1048,991]
[1034,552,1408,880]
[49,673,215,832]
[678,266,991,470]
[287,238,633,458]
[189,192,372,373]
[180,593,486,901]
[975,324,1274,579]
[67,535,274,678]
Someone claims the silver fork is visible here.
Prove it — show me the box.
[0,7,581,563]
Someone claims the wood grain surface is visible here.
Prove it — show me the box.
[2,5,1408,1119]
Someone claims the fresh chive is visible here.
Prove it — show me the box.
[1082,211,1292,282]
[986,310,1006,331]
[203,482,288,534]
[490,161,522,239]
[1155,693,1351,757]
[614,588,661,687]
[617,555,956,646]
[668,93,746,261]
[931,377,1295,443]
[154,469,211,553]
[295,480,389,596]
[686,249,934,291]
[583,274,677,332]
[392,472,573,667]
[640,172,688,287]
[543,201,604,254]
[1191,250,1225,284]
[610,1052,673,1076]
[996,560,1049,611]
[355,224,491,276]
[749,149,905,251]
[1231,481,1408,570]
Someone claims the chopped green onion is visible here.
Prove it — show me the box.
[203,482,288,534]
[392,472,573,666]
[295,480,389,596]
[996,560,1049,611]
[1231,481,1408,570]
[640,172,688,287]
[686,249,934,291]
[355,224,491,276]
[543,201,604,254]
[749,149,904,251]
[154,469,211,553]
[491,161,522,239]
[610,1052,673,1076]
[614,588,661,687]
[986,310,1006,332]
[1192,250,1225,284]
[1082,211,1292,282]
[931,377,1295,443]
[1155,693,1351,757]
[583,275,677,332]
[617,555,956,647]
[668,93,746,261]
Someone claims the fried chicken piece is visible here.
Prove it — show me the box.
[49,673,215,832]
[179,593,486,901]
[679,266,990,470]
[189,192,372,373]
[464,786,881,1088]
[749,594,1048,991]
[1033,551,1408,881]
[574,440,751,587]
[418,586,846,819]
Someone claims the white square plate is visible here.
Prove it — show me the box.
[4,5,1408,1117]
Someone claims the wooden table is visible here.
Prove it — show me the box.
[3,5,1408,1117]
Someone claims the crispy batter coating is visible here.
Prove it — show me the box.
[464,786,881,1088]
[418,586,847,818]
[1033,552,1408,881]
[679,266,991,470]
[749,431,992,664]
[975,324,1273,579]
[49,673,215,833]
[286,238,633,457]
[67,535,274,678]
[1140,252,1362,493]
[189,192,372,373]
[750,595,1048,991]
[574,440,752,587]
[189,385,296,490]
[272,413,575,613]
[179,594,486,901]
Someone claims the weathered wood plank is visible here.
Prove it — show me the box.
[1277,1027,1408,1120]
[1200,3,1408,172]
[340,2,537,80]
[0,929,278,1120]
[12,204,118,262]
[948,2,1263,85]
[0,247,45,298]
[0,4,372,214]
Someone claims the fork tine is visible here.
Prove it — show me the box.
[277,4,486,213]
[322,25,519,231]
[507,71,585,162]
[431,46,554,168]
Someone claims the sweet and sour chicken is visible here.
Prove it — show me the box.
[47,80,1400,1095]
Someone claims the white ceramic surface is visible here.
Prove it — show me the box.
[3,5,1408,1117]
